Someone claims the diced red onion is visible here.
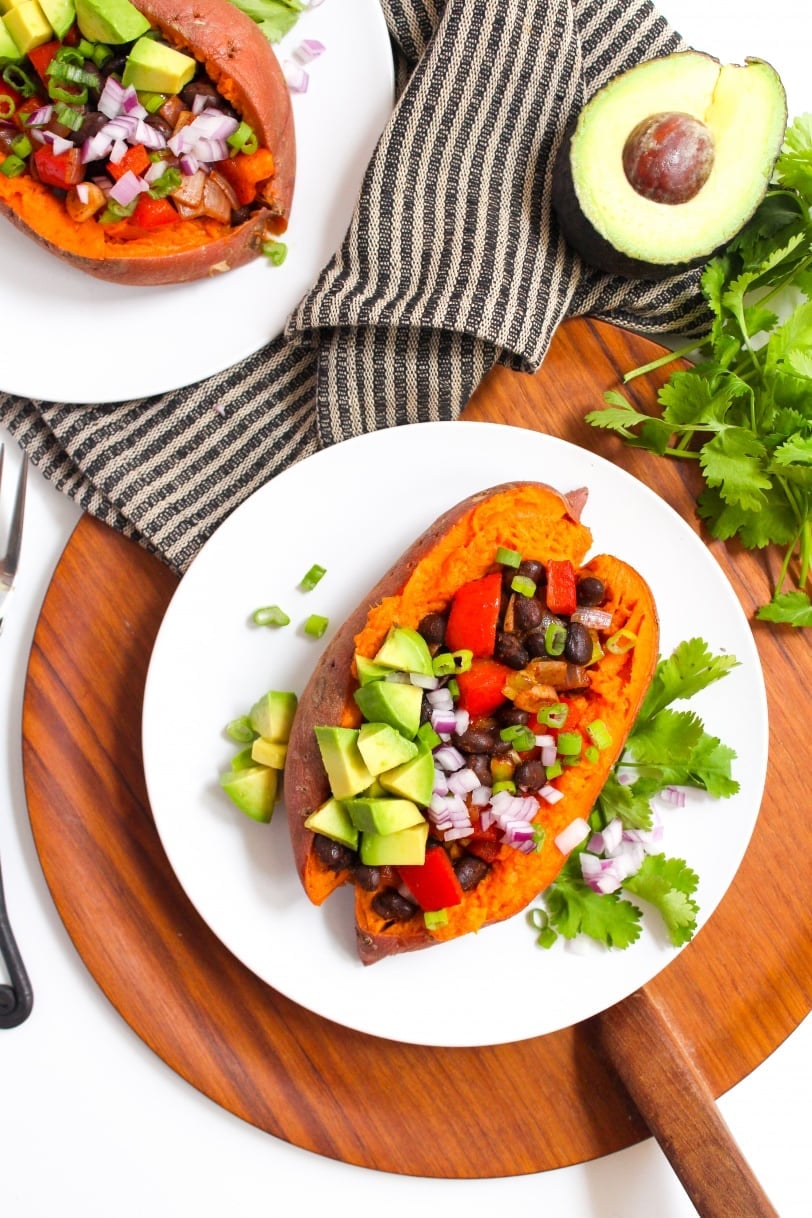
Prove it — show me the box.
[178,153,199,176]
[470,785,492,807]
[191,109,239,140]
[427,688,453,709]
[432,769,449,795]
[108,138,128,164]
[293,38,326,63]
[534,733,555,748]
[143,160,166,185]
[444,826,473,842]
[282,60,309,93]
[121,86,147,118]
[539,783,564,805]
[192,92,209,115]
[109,169,147,207]
[98,76,125,119]
[75,181,90,204]
[431,709,457,736]
[479,808,494,830]
[554,817,591,854]
[43,133,73,155]
[663,786,687,807]
[135,120,166,150]
[409,671,439,690]
[24,104,53,127]
[540,744,557,767]
[82,131,112,162]
[192,137,229,162]
[601,817,623,855]
[454,708,470,735]
[571,607,614,629]
[447,767,480,797]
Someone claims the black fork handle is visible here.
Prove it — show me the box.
[0,861,33,1028]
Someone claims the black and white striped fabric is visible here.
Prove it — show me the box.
[0,0,710,573]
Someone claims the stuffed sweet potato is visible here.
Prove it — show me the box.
[0,0,294,284]
[285,482,660,964]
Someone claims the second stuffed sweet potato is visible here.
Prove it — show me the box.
[285,481,659,964]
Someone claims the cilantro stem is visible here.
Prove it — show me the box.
[621,337,710,383]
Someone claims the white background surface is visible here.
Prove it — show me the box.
[1,2,810,1215]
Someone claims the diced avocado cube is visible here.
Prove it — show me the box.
[38,0,73,37]
[251,737,288,770]
[230,745,256,772]
[314,725,373,800]
[359,821,429,867]
[378,745,436,807]
[4,0,52,54]
[357,721,418,776]
[353,679,423,739]
[219,764,278,823]
[74,0,149,42]
[0,16,22,59]
[355,654,390,686]
[344,797,425,836]
[304,797,359,851]
[373,626,434,677]
[122,34,196,94]
[0,0,26,13]
[248,689,297,743]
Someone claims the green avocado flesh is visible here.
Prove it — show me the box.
[554,51,787,276]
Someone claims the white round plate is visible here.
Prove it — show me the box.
[142,422,768,1047]
[0,0,393,404]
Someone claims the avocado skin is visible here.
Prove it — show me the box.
[551,120,708,282]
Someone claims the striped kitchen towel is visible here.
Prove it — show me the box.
[0,0,710,572]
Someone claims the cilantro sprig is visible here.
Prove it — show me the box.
[587,114,812,627]
[227,0,305,44]
[530,639,739,951]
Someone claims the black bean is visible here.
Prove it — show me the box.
[524,627,549,658]
[518,559,545,584]
[371,889,418,923]
[454,855,491,891]
[499,705,529,727]
[417,612,447,646]
[468,753,494,785]
[513,595,543,632]
[514,760,546,791]
[353,864,381,891]
[564,621,593,665]
[312,834,356,872]
[494,631,529,670]
[577,576,606,607]
[454,727,499,753]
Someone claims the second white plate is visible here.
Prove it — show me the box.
[142,422,768,1047]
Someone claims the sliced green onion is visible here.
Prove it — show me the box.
[148,166,182,198]
[252,604,290,628]
[226,715,256,743]
[299,563,326,591]
[49,60,100,88]
[544,621,567,656]
[606,627,638,654]
[0,94,15,121]
[447,677,460,700]
[227,119,258,154]
[262,239,287,266]
[532,824,546,851]
[76,38,96,57]
[91,43,112,67]
[51,46,84,67]
[424,909,448,929]
[139,90,167,113]
[496,545,521,568]
[511,574,536,597]
[230,745,256,771]
[491,779,516,795]
[584,745,599,765]
[527,907,557,948]
[556,731,582,757]
[48,79,88,104]
[0,154,25,178]
[304,614,329,638]
[536,702,568,729]
[544,759,563,779]
[3,65,37,97]
[432,649,472,676]
[99,199,137,223]
[499,724,536,752]
[416,722,441,751]
[54,103,84,131]
[10,133,31,158]
[586,719,612,750]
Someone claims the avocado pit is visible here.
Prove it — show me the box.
[622,111,715,205]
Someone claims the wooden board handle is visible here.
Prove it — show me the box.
[591,989,778,1217]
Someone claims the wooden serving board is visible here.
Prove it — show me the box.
[22,318,812,1180]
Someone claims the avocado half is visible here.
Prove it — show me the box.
[552,52,787,280]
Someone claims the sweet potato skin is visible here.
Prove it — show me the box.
[0,0,295,285]
[285,482,659,964]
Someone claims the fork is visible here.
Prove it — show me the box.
[0,444,33,1028]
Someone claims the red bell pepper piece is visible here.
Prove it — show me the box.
[398,846,464,912]
[108,143,150,182]
[131,193,178,228]
[467,822,502,863]
[445,570,503,657]
[546,559,577,616]
[32,143,83,189]
[27,40,61,84]
[15,97,47,130]
[455,658,512,718]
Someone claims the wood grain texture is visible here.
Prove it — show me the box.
[21,318,812,1183]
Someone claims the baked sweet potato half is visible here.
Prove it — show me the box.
[0,0,294,284]
[285,482,660,964]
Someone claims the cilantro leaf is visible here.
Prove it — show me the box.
[757,589,812,626]
[636,638,739,720]
[623,854,700,947]
[228,0,304,42]
[545,865,643,949]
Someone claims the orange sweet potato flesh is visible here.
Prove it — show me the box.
[0,0,295,285]
[285,482,659,964]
